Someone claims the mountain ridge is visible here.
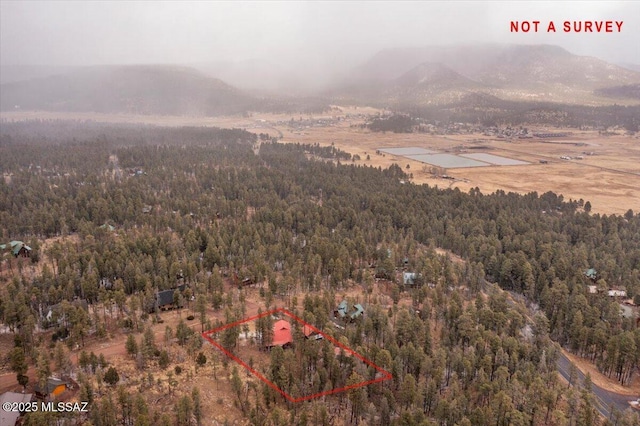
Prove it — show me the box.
[2,44,639,115]
[0,64,254,116]
[341,44,640,106]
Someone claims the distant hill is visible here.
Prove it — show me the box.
[475,45,639,90]
[0,65,254,116]
[341,44,640,105]
[350,44,499,83]
[0,65,81,85]
[390,62,484,104]
[328,61,484,106]
[394,62,478,90]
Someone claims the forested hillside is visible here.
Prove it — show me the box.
[0,122,638,425]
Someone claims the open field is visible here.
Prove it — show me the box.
[2,109,640,215]
[271,119,640,215]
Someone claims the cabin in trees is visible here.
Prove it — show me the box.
[374,266,393,280]
[232,271,254,288]
[99,277,114,290]
[350,304,364,321]
[43,299,89,326]
[334,300,349,320]
[585,268,597,281]
[98,223,115,232]
[0,240,32,258]
[334,300,365,322]
[303,324,323,341]
[607,289,627,298]
[151,284,187,312]
[34,378,69,400]
[0,392,35,426]
[403,272,422,286]
[267,319,293,349]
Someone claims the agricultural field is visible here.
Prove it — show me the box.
[266,116,640,216]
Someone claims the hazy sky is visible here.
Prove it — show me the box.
[1,1,638,69]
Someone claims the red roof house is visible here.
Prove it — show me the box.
[270,319,293,348]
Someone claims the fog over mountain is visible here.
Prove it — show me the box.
[1,1,638,93]
[0,65,255,115]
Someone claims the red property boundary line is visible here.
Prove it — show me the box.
[202,307,392,403]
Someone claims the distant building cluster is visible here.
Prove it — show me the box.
[483,126,532,139]
[532,132,571,138]
[584,268,638,326]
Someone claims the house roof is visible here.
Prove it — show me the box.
[45,299,89,321]
[156,289,175,307]
[156,284,186,307]
[350,304,364,319]
[303,324,314,336]
[16,244,31,255]
[303,324,322,338]
[6,241,31,256]
[271,320,293,347]
[303,324,323,340]
[336,300,349,317]
[0,392,34,425]
[99,278,114,289]
[585,268,597,279]
[403,272,417,285]
[34,378,67,395]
